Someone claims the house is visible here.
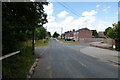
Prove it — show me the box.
[74,28,92,42]
[63,28,92,42]
[64,29,75,40]
[98,31,106,38]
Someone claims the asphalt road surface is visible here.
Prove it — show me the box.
[31,38,118,78]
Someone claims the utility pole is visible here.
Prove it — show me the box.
[61,27,63,39]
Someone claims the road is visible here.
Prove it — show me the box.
[31,39,118,78]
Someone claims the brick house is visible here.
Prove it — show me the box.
[64,29,75,39]
[73,28,92,42]
[63,28,92,42]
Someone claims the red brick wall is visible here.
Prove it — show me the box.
[78,29,92,38]
[65,32,74,38]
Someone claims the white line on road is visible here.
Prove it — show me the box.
[72,56,86,67]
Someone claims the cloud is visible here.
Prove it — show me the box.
[43,3,55,22]
[44,9,98,34]
[96,5,111,13]
[96,5,100,8]
[103,6,111,13]
[82,10,97,16]
[94,21,112,32]
[43,3,113,35]
[58,11,69,18]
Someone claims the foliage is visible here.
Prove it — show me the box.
[107,21,120,50]
[2,2,48,55]
[47,31,51,37]
[91,30,99,38]
[2,40,36,78]
[104,27,112,37]
[35,39,48,47]
[35,27,47,40]
[53,32,60,38]
[107,27,115,39]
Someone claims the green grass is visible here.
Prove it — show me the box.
[35,39,48,47]
[103,39,112,44]
[2,40,36,78]
[113,56,120,58]
[57,38,80,44]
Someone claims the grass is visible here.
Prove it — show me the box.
[2,40,36,79]
[35,39,48,47]
[113,56,120,58]
[102,39,112,44]
[57,38,80,44]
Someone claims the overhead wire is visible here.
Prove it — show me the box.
[56,1,81,17]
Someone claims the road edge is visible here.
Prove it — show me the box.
[26,58,39,79]
[26,46,48,79]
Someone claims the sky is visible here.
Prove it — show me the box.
[43,2,118,35]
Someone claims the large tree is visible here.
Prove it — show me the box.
[35,27,47,40]
[2,2,48,55]
[91,30,99,38]
[104,27,112,37]
[47,31,51,37]
[53,32,59,38]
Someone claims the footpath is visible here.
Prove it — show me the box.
[80,42,119,65]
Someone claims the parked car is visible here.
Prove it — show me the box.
[64,38,72,41]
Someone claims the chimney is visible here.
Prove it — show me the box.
[73,29,75,32]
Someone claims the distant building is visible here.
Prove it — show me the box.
[64,29,75,39]
[98,32,106,38]
[63,28,92,42]
[74,28,92,41]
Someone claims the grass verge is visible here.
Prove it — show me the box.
[102,39,112,44]
[2,40,36,79]
[113,56,120,58]
[35,39,48,47]
[57,38,80,44]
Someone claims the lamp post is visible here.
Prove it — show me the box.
[61,27,63,39]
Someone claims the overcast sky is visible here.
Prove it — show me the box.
[43,2,118,35]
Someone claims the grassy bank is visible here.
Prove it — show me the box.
[2,40,36,78]
[35,39,49,47]
[57,38,80,44]
[102,39,112,44]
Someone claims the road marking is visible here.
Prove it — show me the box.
[79,62,86,67]
[72,57,87,67]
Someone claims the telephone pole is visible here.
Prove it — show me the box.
[61,27,63,39]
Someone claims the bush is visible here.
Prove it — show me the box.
[116,43,120,51]
[2,40,36,78]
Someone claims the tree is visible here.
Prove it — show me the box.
[53,32,60,38]
[107,22,120,50]
[47,32,51,37]
[104,27,112,37]
[35,27,47,40]
[2,2,48,55]
[91,30,99,38]
[107,28,115,39]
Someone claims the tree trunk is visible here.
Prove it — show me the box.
[32,28,35,55]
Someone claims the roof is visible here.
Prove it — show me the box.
[76,28,90,32]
